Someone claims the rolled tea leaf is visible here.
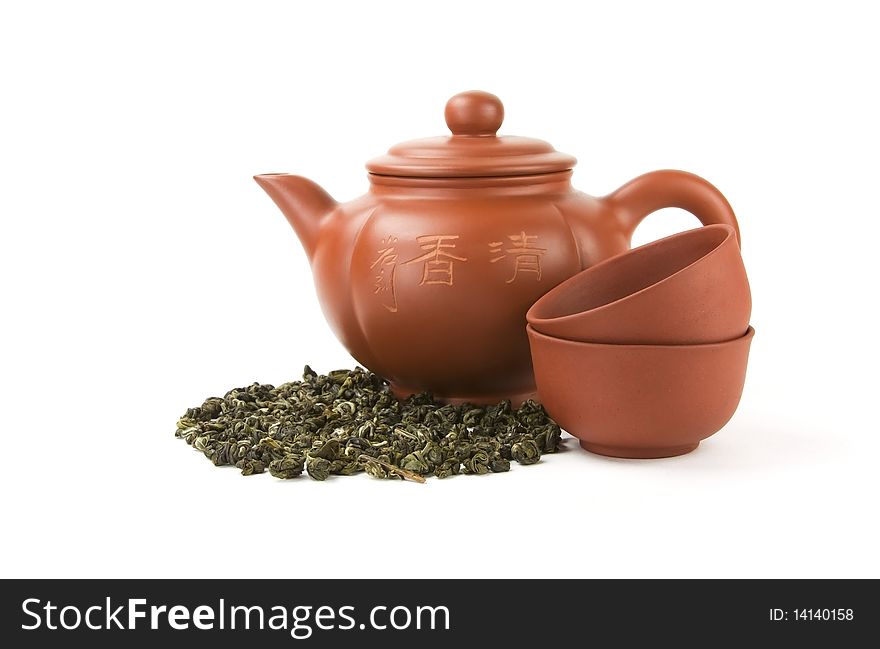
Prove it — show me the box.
[175,367,561,483]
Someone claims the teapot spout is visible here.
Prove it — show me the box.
[254,174,337,260]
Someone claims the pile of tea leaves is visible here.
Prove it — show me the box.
[175,366,561,482]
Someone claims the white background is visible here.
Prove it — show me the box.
[1,1,878,579]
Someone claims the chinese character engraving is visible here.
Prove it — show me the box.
[370,236,399,312]
[403,235,467,286]
[489,231,547,283]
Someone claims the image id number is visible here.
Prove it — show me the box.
[770,608,854,622]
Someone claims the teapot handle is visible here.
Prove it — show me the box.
[607,170,740,247]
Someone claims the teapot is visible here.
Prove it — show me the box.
[256,90,739,404]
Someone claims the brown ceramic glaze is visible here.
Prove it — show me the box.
[255,90,740,403]
[526,224,750,344]
[527,325,754,458]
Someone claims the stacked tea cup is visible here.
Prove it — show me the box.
[526,224,754,458]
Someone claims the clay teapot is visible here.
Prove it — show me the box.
[255,90,740,404]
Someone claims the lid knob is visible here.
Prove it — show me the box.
[444,90,504,137]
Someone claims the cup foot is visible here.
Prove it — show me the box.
[579,440,699,459]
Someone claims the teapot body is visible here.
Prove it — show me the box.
[257,91,740,404]
[311,171,625,403]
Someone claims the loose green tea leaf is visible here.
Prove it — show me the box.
[512,439,541,465]
[175,366,561,482]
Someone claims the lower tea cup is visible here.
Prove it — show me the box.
[527,325,755,458]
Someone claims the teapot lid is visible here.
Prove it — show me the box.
[366,91,577,178]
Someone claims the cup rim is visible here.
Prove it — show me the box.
[526,224,736,326]
[526,323,755,350]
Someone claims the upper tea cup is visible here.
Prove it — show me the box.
[526,224,750,344]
